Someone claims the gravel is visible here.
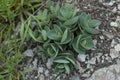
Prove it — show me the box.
[71,75,80,80]
[21,0,120,80]
[77,54,87,62]
[114,44,120,51]
[24,49,34,57]
[110,22,118,27]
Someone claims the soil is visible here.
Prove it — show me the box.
[21,0,120,80]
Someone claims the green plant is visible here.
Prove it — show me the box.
[22,1,101,74]
[0,23,26,80]
[0,0,42,22]
[54,53,75,74]
[47,25,73,44]
[72,34,94,54]
[0,0,46,79]
[79,13,101,34]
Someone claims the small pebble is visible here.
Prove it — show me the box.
[38,67,44,73]
[108,1,115,6]
[110,49,119,59]
[118,4,120,10]
[24,49,34,57]
[114,44,120,51]
[71,75,80,80]
[110,22,118,27]
[77,54,86,62]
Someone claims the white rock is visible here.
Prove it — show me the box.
[85,64,120,80]
[99,36,104,39]
[110,49,119,59]
[112,7,117,13]
[114,44,120,51]
[71,75,80,80]
[93,40,97,47]
[106,70,116,80]
[24,49,34,57]
[39,74,45,80]
[46,59,53,69]
[75,61,84,73]
[111,39,116,47]
[82,72,91,77]
[86,63,92,69]
[108,1,115,6]
[38,67,44,73]
[32,58,38,69]
[116,16,120,22]
[118,4,120,10]
[77,54,86,62]
[110,22,118,27]
[45,70,49,76]
[87,58,96,64]
[96,53,103,63]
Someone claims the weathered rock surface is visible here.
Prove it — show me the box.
[86,63,120,80]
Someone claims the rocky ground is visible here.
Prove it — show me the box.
[21,0,120,80]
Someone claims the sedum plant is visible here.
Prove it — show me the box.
[47,25,73,44]
[54,52,75,74]
[72,34,94,54]
[26,1,101,74]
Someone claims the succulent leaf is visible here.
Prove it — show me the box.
[79,13,101,34]
[72,34,94,54]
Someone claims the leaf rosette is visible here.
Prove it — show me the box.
[58,3,79,28]
[79,13,101,34]
[72,34,94,54]
[53,53,76,74]
[47,25,73,44]
[43,43,59,58]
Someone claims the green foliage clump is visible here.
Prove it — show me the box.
[0,0,43,79]
[0,0,42,22]
[26,1,101,74]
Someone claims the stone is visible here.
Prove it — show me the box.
[111,39,116,47]
[112,7,117,13]
[108,1,116,6]
[114,44,120,51]
[96,53,103,63]
[110,22,118,27]
[82,72,91,78]
[77,54,86,62]
[24,49,34,57]
[38,67,44,73]
[32,58,38,69]
[45,70,49,76]
[85,64,120,80]
[103,31,114,39]
[71,75,80,80]
[118,4,120,10]
[87,58,96,64]
[109,49,119,59]
[99,35,104,39]
[46,58,53,69]
[39,74,45,80]
[93,40,97,47]
[75,61,84,73]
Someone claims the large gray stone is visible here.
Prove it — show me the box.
[85,64,120,80]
